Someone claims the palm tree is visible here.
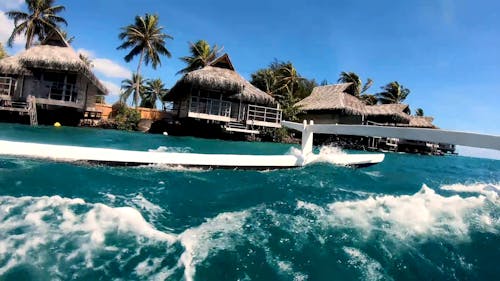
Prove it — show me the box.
[120,73,147,108]
[415,108,424,116]
[7,0,67,49]
[117,14,172,100]
[360,94,378,106]
[337,72,373,97]
[277,62,305,99]
[177,40,222,74]
[377,81,410,104]
[142,78,168,109]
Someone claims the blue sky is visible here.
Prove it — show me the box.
[1,0,498,158]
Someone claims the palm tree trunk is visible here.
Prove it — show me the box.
[135,49,145,108]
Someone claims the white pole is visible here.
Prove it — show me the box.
[301,120,314,161]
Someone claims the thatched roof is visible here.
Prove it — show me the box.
[295,83,436,126]
[167,54,275,105]
[295,83,367,114]
[0,30,107,94]
[408,116,436,128]
[365,104,411,123]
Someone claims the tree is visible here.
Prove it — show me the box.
[337,71,373,97]
[415,108,424,116]
[117,14,172,102]
[177,40,222,74]
[141,78,168,109]
[360,94,378,106]
[251,60,314,121]
[0,43,8,59]
[59,29,74,44]
[120,73,147,108]
[377,81,410,104]
[7,0,67,49]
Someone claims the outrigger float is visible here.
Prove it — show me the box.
[0,120,498,170]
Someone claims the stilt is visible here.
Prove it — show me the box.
[27,95,38,126]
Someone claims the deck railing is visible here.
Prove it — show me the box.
[247,104,282,124]
[189,96,231,117]
[0,77,16,96]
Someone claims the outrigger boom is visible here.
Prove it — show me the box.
[0,121,497,170]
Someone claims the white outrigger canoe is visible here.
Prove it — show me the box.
[1,120,497,170]
[0,120,387,170]
[0,140,384,169]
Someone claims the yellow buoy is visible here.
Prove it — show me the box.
[54,122,61,127]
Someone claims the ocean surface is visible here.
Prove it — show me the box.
[0,123,498,281]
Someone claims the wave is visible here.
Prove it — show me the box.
[148,146,193,153]
[1,182,498,280]
[297,183,499,241]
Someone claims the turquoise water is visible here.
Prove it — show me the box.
[0,123,499,281]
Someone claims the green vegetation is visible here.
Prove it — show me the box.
[110,102,141,131]
[178,40,222,74]
[0,43,7,59]
[120,73,146,108]
[6,0,67,49]
[251,60,316,121]
[117,13,172,102]
[415,108,424,116]
[337,71,373,97]
[360,94,378,106]
[142,79,168,109]
[377,81,410,104]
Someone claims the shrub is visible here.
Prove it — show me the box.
[110,102,141,131]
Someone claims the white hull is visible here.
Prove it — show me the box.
[0,140,384,169]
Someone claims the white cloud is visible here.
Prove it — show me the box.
[101,80,122,96]
[0,10,26,47]
[93,58,132,79]
[0,0,24,10]
[77,48,131,79]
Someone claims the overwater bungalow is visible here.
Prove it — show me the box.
[295,83,411,125]
[164,54,282,135]
[295,83,454,154]
[0,30,107,125]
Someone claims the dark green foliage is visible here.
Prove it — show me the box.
[250,60,316,121]
[260,127,295,143]
[141,78,168,109]
[111,102,141,131]
[7,0,67,49]
[360,94,378,105]
[120,73,147,108]
[178,40,222,74]
[377,81,410,104]
[415,108,424,116]
[117,14,172,102]
[337,71,373,97]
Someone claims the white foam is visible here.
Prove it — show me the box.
[0,195,176,276]
[343,247,389,281]
[440,182,500,198]
[148,146,193,153]
[129,193,165,219]
[297,183,499,241]
[178,210,250,281]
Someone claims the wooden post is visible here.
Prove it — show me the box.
[83,82,89,111]
[62,74,67,101]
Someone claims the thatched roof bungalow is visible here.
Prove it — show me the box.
[0,30,107,114]
[166,54,281,133]
[295,83,413,125]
